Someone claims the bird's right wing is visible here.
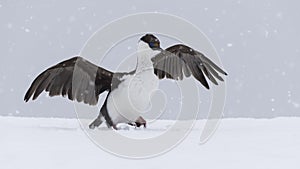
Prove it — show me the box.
[24,57,113,105]
[152,44,227,89]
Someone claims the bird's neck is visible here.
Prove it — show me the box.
[136,42,155,73]
[136,51,154,73]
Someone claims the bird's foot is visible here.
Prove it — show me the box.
[89,117,103,129]
[112,124,119,130]
[128,116,147,128]
[137,116,147,128]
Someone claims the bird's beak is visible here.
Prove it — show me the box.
[154,47,162,51]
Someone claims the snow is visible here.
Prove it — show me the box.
[227,43,233,47]
[78,7,87,11]
[1,116,299,169]
[7,23,13,29]
[292,102,300,108]
[265,30,269,38]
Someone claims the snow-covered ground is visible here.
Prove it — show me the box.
[1,116,299,169]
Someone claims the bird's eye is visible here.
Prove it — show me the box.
[149,42,158,48]
[149,42,154,48]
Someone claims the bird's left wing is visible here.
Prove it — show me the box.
[24,57,113,105]
[152,44,227,89]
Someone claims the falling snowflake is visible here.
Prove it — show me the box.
[78,7,86,11]
[276,12,283,19]
[227,43,233,47]
[7,23,13,29]
[265,30,269,38]
[292,102,300,108]
[69,16,76,23]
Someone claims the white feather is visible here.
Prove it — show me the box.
[106,41,159,125]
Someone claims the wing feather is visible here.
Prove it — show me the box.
[203,62,224,82]
[152,44,227,89]
[24,57,113,105]
[197,52,228,75]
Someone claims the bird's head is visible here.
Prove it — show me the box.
[138,34,161,51]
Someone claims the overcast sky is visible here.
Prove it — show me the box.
[0,0,299,119]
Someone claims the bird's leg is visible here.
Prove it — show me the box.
[104,120,120,130]
[134,116,147,128]
[89,115,103,129]
[127,123,137,128]
[112,124,119,130]
[127,116,146,128]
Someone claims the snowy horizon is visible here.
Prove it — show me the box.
[1,116,299,168]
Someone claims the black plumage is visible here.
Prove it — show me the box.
[24,57,113,105]
[152,44,227,89]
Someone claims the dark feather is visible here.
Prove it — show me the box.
[24,57,113,105]
[152,44,227,89]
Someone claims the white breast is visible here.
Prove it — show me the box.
[106,41,159,125]
[107,70,158,124]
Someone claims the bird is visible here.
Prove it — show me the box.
[24,34,227,130]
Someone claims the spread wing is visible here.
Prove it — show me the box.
[24,57,113,105]
[152,44,227,89]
